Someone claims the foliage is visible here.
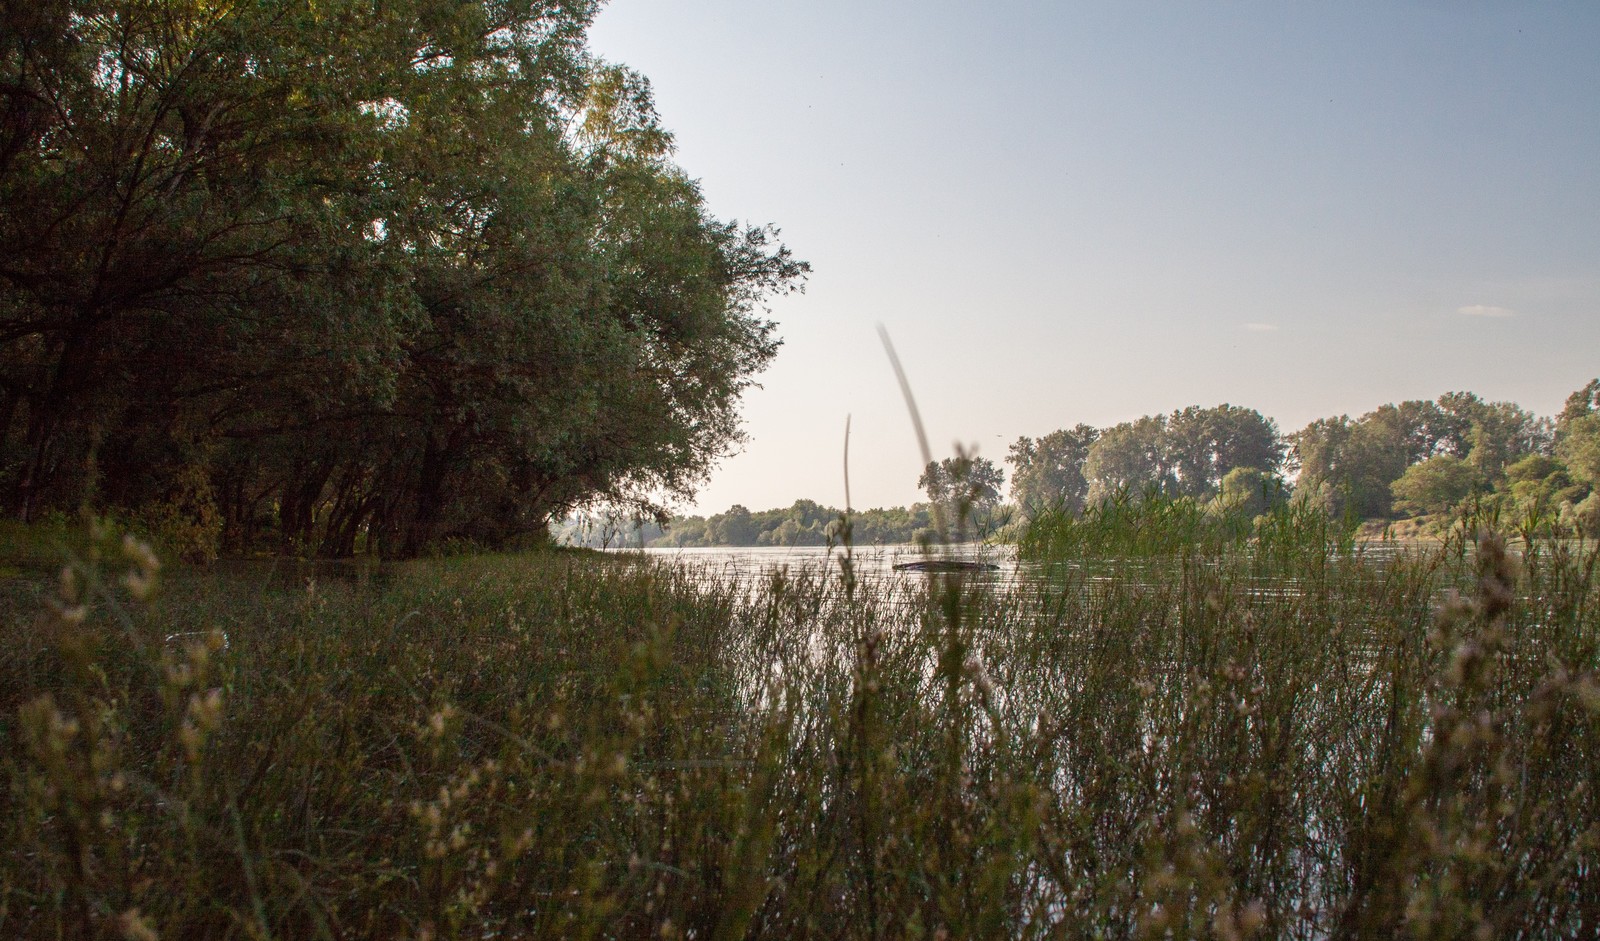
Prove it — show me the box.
[1572,492,1600,533]
[1017,484,1334,561]
[1084,414,1174,501]
[1288,389,1566,525]
[1079,405,1282,506]
[1212,465,1288,519]
[3,511,1597,938]
[1464,398,1552,482]
[1500,454,1583,520]
[996,384,1589,539]
[1164,404,1284,499]
[1557,416,1600,489]
[1290,413,1406,518]
[1007,424,1098,516]
[0,0,806,557]
[1390,454,1487,519]
[1558,378,1600,427]
[576,501,940,549]
[919,452,1005,538]
[1018,486,1244,558]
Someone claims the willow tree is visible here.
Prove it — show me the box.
[0,0,806,556]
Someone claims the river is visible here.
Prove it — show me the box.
[625,542,1022,586]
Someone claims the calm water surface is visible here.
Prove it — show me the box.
[623,540,1421,604]
[628,543,1022,586]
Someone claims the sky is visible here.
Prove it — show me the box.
[585,1,1600,515]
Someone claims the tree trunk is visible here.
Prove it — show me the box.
[278,458,334,553]
[14,325,94,521]
[15,402,54,522]
[0,387,19,504]
[403,428,461,557]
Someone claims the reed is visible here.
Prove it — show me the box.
[1,510,1596,938]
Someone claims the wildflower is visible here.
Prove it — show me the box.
[188,688,224,732]
[121,534,161,600]
[119,908,159,941]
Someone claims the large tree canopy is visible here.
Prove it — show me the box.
[1008,381,1589,531]
[0,0,806,557]
[1289,392,1553,520]
[1007,423,1098,516]
[919,453,1004,536]
[1080,405,1282,504]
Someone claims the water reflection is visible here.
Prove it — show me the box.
[627,542,1022,587]
[623,542,1411,603]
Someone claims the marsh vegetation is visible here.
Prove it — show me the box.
[3,502,1596,938]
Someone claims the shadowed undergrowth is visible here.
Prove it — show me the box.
[1,515,1598,939]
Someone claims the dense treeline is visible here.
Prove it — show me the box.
[556,500,941,549]
[0,0,804,559]
[559,465,1010,548]
[1009,384,1600,532]
[623,382,1600,551]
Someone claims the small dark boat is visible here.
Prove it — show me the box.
[893,559,1000,573]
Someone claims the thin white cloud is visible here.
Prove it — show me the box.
[1242,322,1279,332]
[1457,304,1516,318]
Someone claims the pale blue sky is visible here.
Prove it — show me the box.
[587,1,1600,513]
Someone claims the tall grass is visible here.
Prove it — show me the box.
[1015,488,1360,563]
[1,511,1597,938]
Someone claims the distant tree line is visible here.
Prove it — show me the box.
[0,0,804,559]
[561,457,1009,550]
[624,381,1600,551]
[1007,384,1600,532]
[556,500,940,550]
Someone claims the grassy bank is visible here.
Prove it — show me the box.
[2,515,1598,939]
